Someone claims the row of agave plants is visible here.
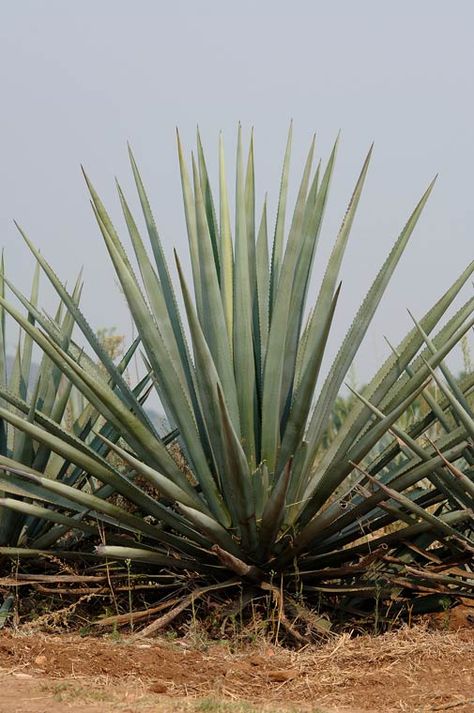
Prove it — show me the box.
[0,127,473,631]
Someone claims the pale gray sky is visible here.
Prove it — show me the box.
[1,1,472,381]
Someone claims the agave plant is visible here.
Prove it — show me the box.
[0,127,473,627]
[0,259,178,553]
[0,259,89,547]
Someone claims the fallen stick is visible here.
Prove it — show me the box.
[34,585,108,595]
[132,578,240,639]
[94,596,183,627]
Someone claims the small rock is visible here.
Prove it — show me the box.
[34,655,47,667]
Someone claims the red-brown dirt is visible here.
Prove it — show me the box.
[0,620,473,712]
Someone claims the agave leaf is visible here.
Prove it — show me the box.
[19,261,40,401]
[260,136,316,472]
[57,369,152,491]
[277,283,342,476]
[245,129,257,306]
[284,439,309,524]
[12,372,41,467]
[175,255,237,487]
[303,144,372,365]
[0,497,100,538]
[95,545,228,576]
[116,181,187,388]
[4,242,82,488]
[95,544,197,570]
[291,159,322,317]
[196,128,220,274]
[127,146,196,382]
[70,335,141,445]
[233,125,256,467]
[252,461,269,521]
[293,308,313,390]
[0,547,100,561]
[281,158,324,401]
[54,336,142,483]
[176,130,202,314]
[7,334,22,400]
[269,138,316,402]
[36,303,77,425]
[216,386,257,553]
[191,157,240,431]
[255,198,270,369]
[5,272,81,364]
[270,122,292,306]
[282,148,332,402]
[0,458,85,508]
[258,458,292,559]
[218,133,234,344]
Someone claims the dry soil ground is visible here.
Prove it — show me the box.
[0,620,473,713]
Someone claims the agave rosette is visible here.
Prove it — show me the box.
[0,127,473,612]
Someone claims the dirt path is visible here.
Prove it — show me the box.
[0,625,473,712]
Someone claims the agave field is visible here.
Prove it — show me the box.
[0,127,473,639]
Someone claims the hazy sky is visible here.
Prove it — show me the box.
[1,1,472,382]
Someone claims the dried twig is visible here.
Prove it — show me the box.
[132,579,240,639]
[93,596,183,627]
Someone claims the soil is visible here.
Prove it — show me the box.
[0,618,473,712]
